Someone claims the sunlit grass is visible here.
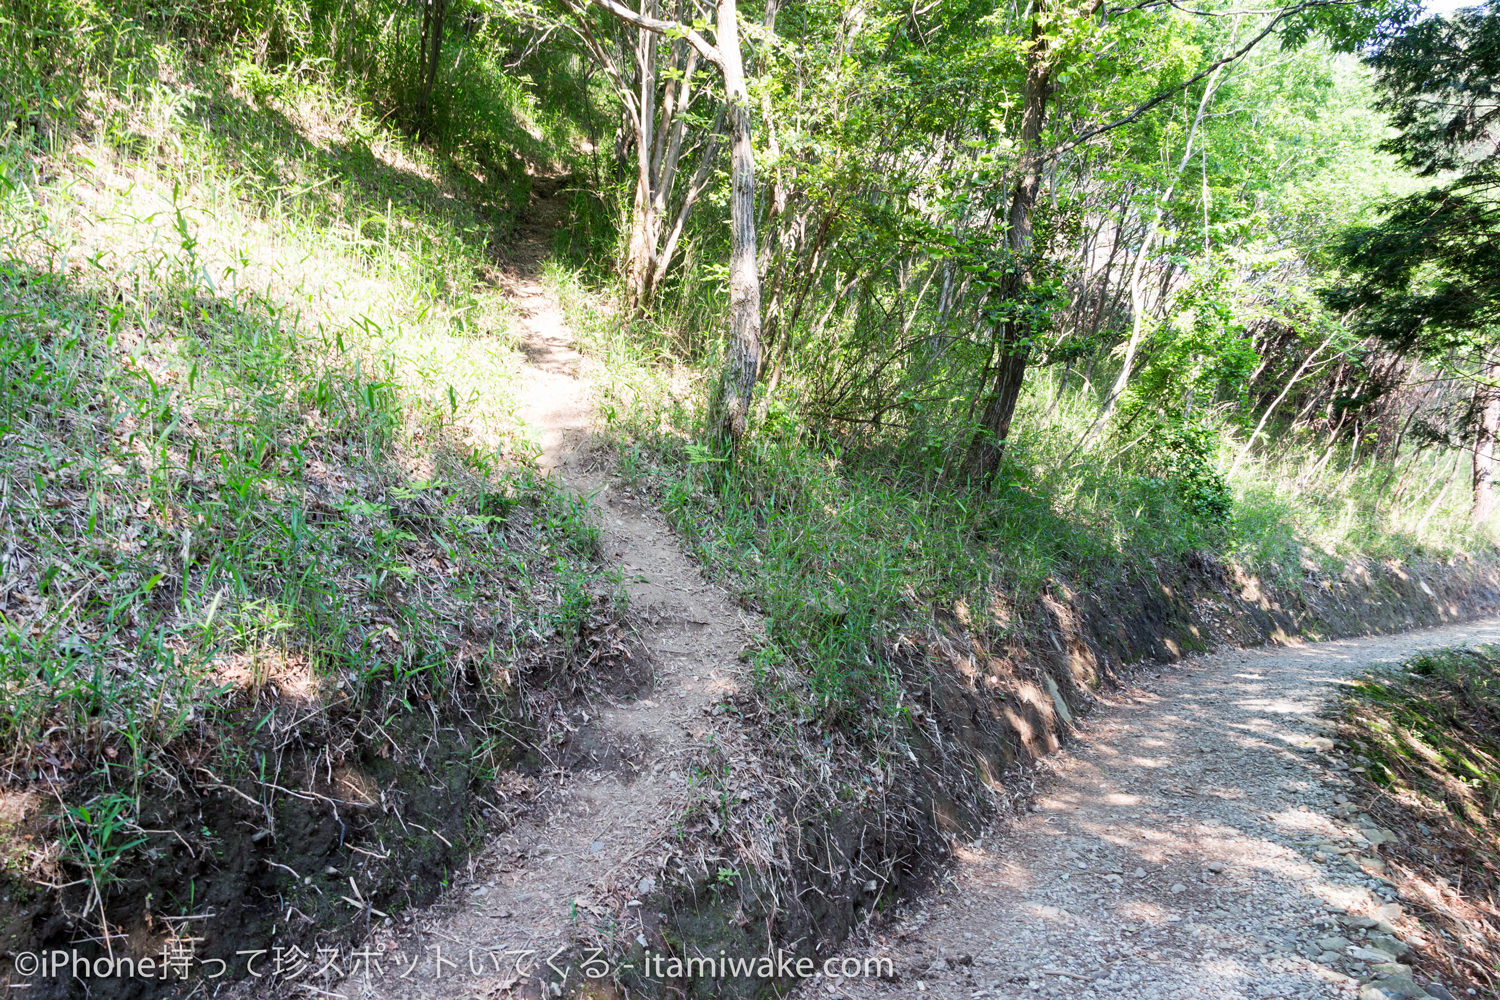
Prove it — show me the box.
[555,266,1495,728]
[0,17,613,928]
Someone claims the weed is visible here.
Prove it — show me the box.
[553,261,1495,733]
[0,2,620,959]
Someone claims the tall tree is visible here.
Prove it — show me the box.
[567,0,765,441]
[415,0,449,135]
[964,0,1083,479]
[1326,0,1500,523]
[963,0,1418,481]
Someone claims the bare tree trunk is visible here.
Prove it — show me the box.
[964,0,1053,481]
[574,0,764,439]
[1473,360,1500,525]
[415,0,447,135]
[710,0,762,442]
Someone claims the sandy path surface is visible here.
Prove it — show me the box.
[333,188,758,1000]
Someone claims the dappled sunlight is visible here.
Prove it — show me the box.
[811,619,1500,998]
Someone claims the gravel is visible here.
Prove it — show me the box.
[796,616,1500,1000]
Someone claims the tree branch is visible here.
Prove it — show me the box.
[1052,0,1335,159]
[582,0,722,65]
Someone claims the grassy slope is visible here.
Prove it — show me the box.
[554,265,1498,730]
[0,17,618,985]
[1334,646,1500,994]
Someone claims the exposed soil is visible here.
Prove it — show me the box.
[312,187,1500,1000]
[17,183,1487,1000]
[791,618,1500,1000]
[313,181,765,999]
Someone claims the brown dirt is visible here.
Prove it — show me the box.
[312,186,1500,1000]
[316,181,765,999]
[193,186,1500,1000]
[793,617,1500,1000]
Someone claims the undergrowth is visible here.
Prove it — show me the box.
[1333,646,1500,992]
[550,262,1496,731]
[0,2,620,976]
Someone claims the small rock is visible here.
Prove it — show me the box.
[1206,861,1226,873]
[1367,933,1411,959]
[638,876,656,894]
[1362,973,1430,999]
[1350,946,1396,962]
[1423,984,1455,1000]
[1170,883,1187,894]
[1316,936,1351,951]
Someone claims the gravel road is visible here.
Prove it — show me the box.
[795,617,1500,1000]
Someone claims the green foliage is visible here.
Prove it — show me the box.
[0,10,621,922]
[1129,261,1257,413]
[1137,420,1235,526]
[1326,2,1500,362]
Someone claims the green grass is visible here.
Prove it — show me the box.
[0,3,617,942]
[1332,645,1500,990]
[1338,646,1500,837]
[551,261,1495,731]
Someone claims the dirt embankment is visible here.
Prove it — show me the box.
[627,549,1500,999]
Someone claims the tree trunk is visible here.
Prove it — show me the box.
[1473,361,1500,525]
[624,116,661,311]
[710,0,763,443]
[624,9,661,312]
[965,0,1051,481]
[415,0,447,135]
[575,0,763,439]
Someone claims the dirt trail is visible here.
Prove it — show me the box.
[334,188,758,999]
[798,616,1500,1000]
[330,188,1500,1000]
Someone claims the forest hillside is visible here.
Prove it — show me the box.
[2,0,1499,997]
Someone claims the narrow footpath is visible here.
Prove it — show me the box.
[334,188,760,1000]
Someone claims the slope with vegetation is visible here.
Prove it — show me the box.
[3,0,1500,995]
[1334,645,1500,992]
[1,1,624,994]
